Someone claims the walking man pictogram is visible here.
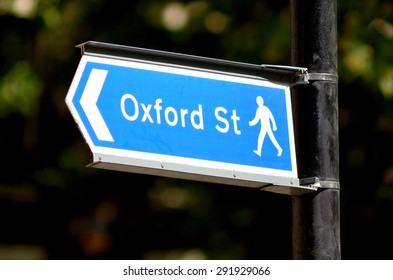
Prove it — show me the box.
[249,96,283,157]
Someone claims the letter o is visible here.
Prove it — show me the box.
[121,93,139,121]
[165,107,178,126]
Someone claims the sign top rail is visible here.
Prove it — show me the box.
[77,41,307,86]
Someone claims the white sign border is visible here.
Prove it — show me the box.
[66,55,298,186]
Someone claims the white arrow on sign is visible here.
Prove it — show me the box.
[80,68,114,142]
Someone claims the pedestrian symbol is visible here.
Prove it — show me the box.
[249,96,283,157]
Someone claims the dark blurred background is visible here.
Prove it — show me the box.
[1,0,393,259]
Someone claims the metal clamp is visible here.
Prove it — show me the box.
[306,72,338,83]
[293,72,339,86]
[259,64,338,86]
[300,177,340,190]
[300,177,321,189]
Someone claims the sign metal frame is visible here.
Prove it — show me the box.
[66,41,316,195]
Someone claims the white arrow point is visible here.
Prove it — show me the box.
[80,68,114,142]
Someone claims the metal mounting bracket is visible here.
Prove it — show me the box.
[260,64,338,86]
[260,64,308,85]
[293,72,339,86]
[306,72,338,83]
[299,177,340,190]
[299,177,320,190]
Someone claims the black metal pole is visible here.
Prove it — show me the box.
[290,0,341,259]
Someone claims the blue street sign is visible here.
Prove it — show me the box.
[66,44,307,193]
